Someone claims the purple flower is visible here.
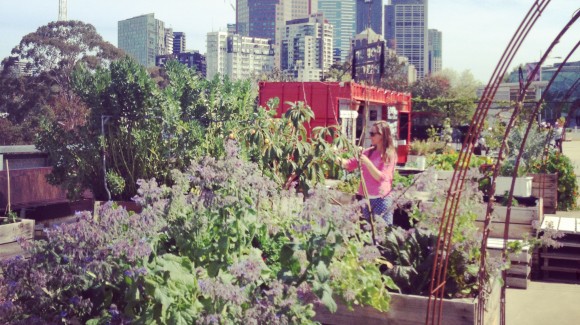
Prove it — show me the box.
[69,296,81,305]
[109,304,120,317]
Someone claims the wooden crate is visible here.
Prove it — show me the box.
[530,173,558,214]
[540,216,580,282]
[475,199,543,239]
[313,280,500,325]
[0,218,34,260]
[487,238,531,289]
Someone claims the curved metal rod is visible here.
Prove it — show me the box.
[425,1,552,324]
[500,35,580,325]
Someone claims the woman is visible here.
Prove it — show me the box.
[338,121,397,225]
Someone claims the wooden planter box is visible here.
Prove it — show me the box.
[406,155,427,170]
[487,238,532,289]
[495,176,533,197]
[475,201,542,289]
[314,280,500,325]
[0,218,34,261]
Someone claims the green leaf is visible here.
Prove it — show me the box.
[316,261,330,282]
[321,290,337,313]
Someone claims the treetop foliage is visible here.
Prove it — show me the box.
[0,21,125,145]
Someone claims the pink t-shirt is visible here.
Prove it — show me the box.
[344,147,395,198]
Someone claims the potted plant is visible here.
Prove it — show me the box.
[407,140,437,170]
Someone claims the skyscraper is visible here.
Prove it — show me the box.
[118,14,173,67]
[428,28,442,75]
[356,0,383,35]
[318,0,356,63]
[384,0,428,78]
[173,32,186,54]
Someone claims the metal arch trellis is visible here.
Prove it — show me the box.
[425,1,553,324]
[489,15,579,325]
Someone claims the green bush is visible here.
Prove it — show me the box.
[428,151,487,171]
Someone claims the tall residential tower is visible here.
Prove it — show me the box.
[236,0,318,67]
[281,13,333,81]
[173,32,186,54]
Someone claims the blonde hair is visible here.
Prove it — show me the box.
[372,120,397,163]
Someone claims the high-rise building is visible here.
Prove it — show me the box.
[428,28,442,75]
[206,31,229,79]
[318,0,356,63]
[384,0,428,78]
[173,32,186,54]
[206,31,274,80]
[356,0,383,35]
[236,0,318,67]
[282,13,333,81]
[118,14,173,67]
[155,51,207,77]
[165,28,174,55]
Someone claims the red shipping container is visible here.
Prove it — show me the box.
[258,81,412,164]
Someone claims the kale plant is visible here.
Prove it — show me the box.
[380,227,436,296]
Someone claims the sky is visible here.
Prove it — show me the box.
[0,0,578,83]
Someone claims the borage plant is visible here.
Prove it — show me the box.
[107,140,396,323]
[0,202,166,324]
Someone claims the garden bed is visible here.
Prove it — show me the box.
[475,198,543,239]
[0,218,34,261]
[314,279,500,325]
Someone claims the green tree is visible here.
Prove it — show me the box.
[36,59,257,201]
[381,51,409,92]
[323,61,352,82]
[0,21,124,144]
[438,69,481,99]
[411,70,480,126]
[410,74,451,100]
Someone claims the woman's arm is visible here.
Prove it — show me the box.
[360,155,384,182]
[339,156,359,171]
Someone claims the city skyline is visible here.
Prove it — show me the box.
[0,0,578,83]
